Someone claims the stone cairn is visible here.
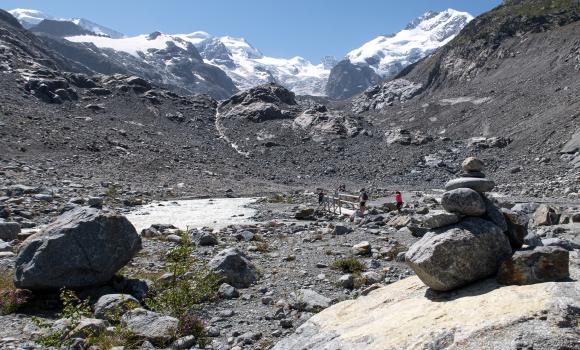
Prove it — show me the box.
[405,157,569,291]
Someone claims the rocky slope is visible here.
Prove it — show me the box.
[350,0,580,196]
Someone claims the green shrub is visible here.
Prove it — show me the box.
[145,231,221,318]
[333,257,365,274]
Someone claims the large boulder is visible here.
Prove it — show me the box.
[497,246,569,285]
[14,207,142,290]
[0,221,20,241]
[445,178,495,193]
[208,248,259,288]
[272,274,580,350]
[405,217,512,291]
[441,188,486,216]
[121,308,178,344]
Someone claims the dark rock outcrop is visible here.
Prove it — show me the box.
[325,60,381,100]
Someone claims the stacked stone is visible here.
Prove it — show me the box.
[405,157,512,291]
[406,156,570,291]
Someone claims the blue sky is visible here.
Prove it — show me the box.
[3,0,501,63]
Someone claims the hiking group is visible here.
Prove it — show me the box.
[317,187,404,217]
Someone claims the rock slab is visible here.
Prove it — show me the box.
[272,275,580,350]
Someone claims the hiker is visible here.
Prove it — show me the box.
[359,188,369,215]
[317,189,325,206]
[395,191,403,211]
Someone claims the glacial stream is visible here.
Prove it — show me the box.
[126,197,259,232]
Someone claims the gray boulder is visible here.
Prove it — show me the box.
[501,208,527,249]
[193,231,218,246]
[94,294,140,321]
[0,221,20,241]
[290,289,331,312]
[332,225,353,235]
[0,240,12,252]
[121,308,178,344]
[445,178,495,193]
[218,283,239,299]
[209,248,259,288]
[441,188,486,216]
[14,207,142,290]
[405,217,512,291]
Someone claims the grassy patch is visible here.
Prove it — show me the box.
[333,257,366,274]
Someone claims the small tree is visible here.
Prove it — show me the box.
[145,230,221,318]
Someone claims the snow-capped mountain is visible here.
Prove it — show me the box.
[8,8,123,38]
[8,7,472,99]
[346,9,473,76]
[326,9,473,99]
[66,32,331,96]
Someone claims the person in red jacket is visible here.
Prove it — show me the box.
[395,191,403,211]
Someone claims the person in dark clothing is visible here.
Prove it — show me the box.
[359,188,369,215]
[395,191,403,211]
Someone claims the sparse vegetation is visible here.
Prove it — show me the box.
[178,313,208,347]
[88,324,141,350]
[333,257,365,274]
[267,192,298,204]
[255,241,272,253]
[0,272,31,315]
[105,184,119,199]
[32,289,92,347]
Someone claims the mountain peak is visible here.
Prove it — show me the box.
[405,10,440,30]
